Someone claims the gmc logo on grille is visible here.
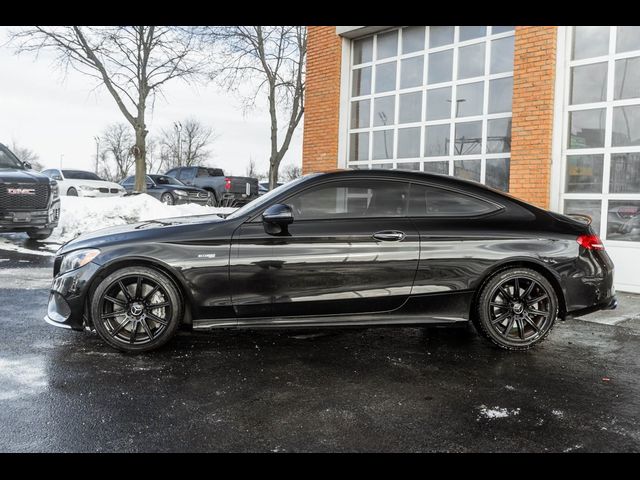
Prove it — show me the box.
[7,188,36,195]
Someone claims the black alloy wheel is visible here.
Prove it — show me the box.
[91,266,182,352]
[474,268,558,350]
[160,192,175,205]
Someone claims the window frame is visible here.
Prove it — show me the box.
[345,26,514,192]
[560,26,640,244]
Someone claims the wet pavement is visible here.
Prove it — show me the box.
[1,240,639,452]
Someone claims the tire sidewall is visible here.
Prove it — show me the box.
[476,268,558,350]
[161,193,174,205]
[91,266,183,353]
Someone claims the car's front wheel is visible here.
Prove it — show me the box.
[90,266,183,353]
[27,228,53,240]
[473,268,558,351]
[160,192,175,205]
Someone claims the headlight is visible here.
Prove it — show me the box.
[173,189,188,196]
[59,249,100,274]
[79,185,99,191]
[51,183,59,200]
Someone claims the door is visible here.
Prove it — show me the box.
[177,168,196,186]
[230,179,420,319]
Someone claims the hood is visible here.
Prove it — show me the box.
[0,169,52,184]
[58,213,225,255]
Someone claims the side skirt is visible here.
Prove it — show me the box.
[192,313,468,330]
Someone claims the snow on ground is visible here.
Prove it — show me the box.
[49,194,236,246]
[477,405,521,420]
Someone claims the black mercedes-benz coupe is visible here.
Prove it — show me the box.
[45,169,616,353]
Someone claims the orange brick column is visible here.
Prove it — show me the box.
[302,26,342,174]
[509,26,558,209]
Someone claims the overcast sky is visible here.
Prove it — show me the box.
[0,26,303,177]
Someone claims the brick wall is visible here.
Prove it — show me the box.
[302,26,342,174]
[510,26,558,209]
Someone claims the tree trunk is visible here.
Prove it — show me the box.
[268,158,280,189]
[133,126,147,192]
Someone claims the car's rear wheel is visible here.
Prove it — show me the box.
[90,266,182,353]
[160,192,175,205]
[473,268,558,351]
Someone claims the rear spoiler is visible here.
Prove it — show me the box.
[566,213,592,225]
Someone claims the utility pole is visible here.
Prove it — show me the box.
[174,121,182,167]
[93,136,100,174]
[60,154,64,169]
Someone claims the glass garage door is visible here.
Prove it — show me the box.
[347,26,515,192]
[561,26,640,292]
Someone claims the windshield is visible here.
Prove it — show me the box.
[226,175,315,220]
[62,170,103,181]
[150,175,185,186]
[0,146,24,169]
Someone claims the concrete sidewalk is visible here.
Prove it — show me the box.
[580,292,640,331]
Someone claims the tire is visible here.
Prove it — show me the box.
[27,229,53,240]
[160,192,175,205]
[90,266,183,353]
[472,268,558,351]
[67,187,78,196]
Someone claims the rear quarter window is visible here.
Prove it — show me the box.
[409,183,499,217]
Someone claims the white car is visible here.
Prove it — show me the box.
[41,169,126,197]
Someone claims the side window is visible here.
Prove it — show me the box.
[197,167,209,177]
[287,180,409,220]
[179,168,196,182]
[409,183,498,217]
[121,176,134,186]
[166,168,178,178]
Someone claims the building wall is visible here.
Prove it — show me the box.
[302,27,343,174]
[509,26,557,208]
[302,26,559,208]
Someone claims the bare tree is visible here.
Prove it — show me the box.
[9,26,203,191]
[10,142,44,171]
[145,136,163,174]
[160,117,216,169]
[280,163,302,182]
[101,123,135,181]
[194,26,306,189]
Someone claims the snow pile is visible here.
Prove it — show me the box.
[50,194,236,245]
[477,405,521,420]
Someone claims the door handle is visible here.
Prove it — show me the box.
[372,230,405,242]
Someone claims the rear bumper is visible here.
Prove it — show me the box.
[0,200,60,231]
[566,295,617,319]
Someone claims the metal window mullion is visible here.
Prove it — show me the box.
[368,34,378,168]
[448,27,459,176]
[481,35,491,185]
[393,30,402,167]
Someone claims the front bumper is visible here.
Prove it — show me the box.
[76,191,125,198]
[175,196,210,205]
[0,199,60,231]
[44,261,100,331]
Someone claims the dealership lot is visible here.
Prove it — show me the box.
[1,247,639,452]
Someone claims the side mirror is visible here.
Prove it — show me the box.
[262,204,293,235]
[23,162,32,170]
[52,174,63,181]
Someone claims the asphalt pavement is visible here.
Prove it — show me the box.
[0,241,639,452]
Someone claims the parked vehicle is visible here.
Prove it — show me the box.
[41,169,126,197]
[0,143,60,240]
[120,174,211,206]
[165,166,259,206]
[258,181,282,196]
[45,169,617,353]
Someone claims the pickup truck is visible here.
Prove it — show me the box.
[0,143,60,240]
[165,166,259,206]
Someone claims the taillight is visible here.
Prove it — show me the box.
[577,234,604,251]
[224,178,231,190]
